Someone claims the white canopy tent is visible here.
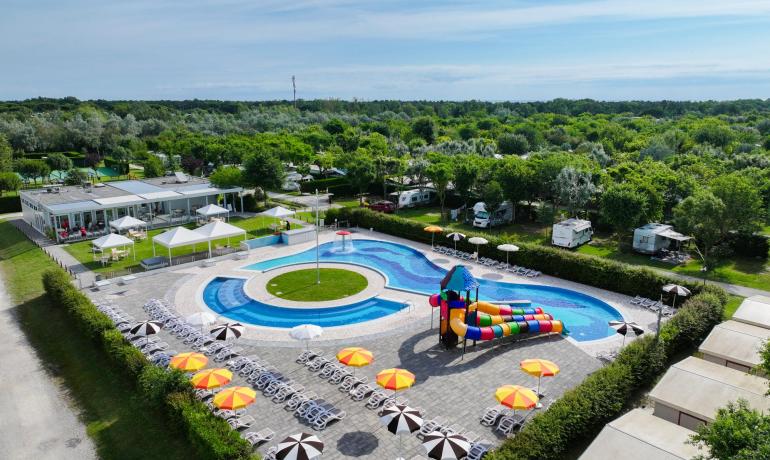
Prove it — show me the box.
[152,226,208,261]
[109,215,147,232]
[194,220,247,258]
[258,206,295,219]
[196,204,230,221]
[92,233,135,260]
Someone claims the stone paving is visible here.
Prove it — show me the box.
[89,271,601,459]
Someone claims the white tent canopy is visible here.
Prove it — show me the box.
[92,233,135,260]
[194,220,247,257]
[258,206,295,218]
[109,215,147,232]
[196,204,229,218]
[152,226,208,261]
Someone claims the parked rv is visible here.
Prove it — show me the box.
[472,201,514,228]
[552,218,593,248]
[633,223,691,254]
[389,188,436,209]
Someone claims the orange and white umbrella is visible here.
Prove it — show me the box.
[520,359,559,399]
[169,352,208,371]
[336,347,374,368]
[423,225,443,248]
[213,386,257,410]
[495,385,538,411]
[191,368,233,390]
[376,368,415,391]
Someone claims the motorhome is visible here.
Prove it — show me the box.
[472,201,513,228]
[552,218,593,248]
[633,223,690,254]
[389,188,436,209]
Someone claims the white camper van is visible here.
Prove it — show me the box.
[633,223,690,254]
[389,188,436,209]
[552,218,593,248]
[472,201,514,228]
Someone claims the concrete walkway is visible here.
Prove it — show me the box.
[0,269,95,459]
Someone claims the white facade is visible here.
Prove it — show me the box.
[552,218,593,248]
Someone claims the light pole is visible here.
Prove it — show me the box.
[315,189,320,285]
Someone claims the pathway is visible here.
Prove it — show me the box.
[0,268,96,459]
[647,266,769,298]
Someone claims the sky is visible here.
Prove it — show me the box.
[3,0,770,101]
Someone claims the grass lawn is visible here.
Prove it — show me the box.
[64,215,295,273]
[0,220,195,460]
[723,295,745,319]
[266,268,368,301]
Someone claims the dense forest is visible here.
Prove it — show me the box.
[1,97,769,262]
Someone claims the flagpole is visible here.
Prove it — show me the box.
[316,189,320,285]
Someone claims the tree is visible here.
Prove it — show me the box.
[143,155,165,178]
[323,118,347,135]
[426,157,453,219]
[639,138,675,161]
[711,173,764,235]
[412,117,436,144]
[497,133,530,155]
[64,168,89,186]
[601,183,648,242]
[553,167,597,217]
[408,157,430,191]
[242,150,285,206]
[689,399,770,460]
[345,149,376,205]
[673,190,725,262]
[0,172,21,196]
[45,152,73,172]
[209,166,243,189]
[14,159,50,184]
[481,181,504,218]
[0,134,13,172]
[496,156,535,223]
[452,155,481,221]
[694,121,735,148]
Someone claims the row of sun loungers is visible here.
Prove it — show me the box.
[433,246,541,277]
[480,405,536,436]
[629,295,675,317]
[97,303,180,363]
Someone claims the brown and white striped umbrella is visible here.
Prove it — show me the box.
[275,433,324,460]
[210,322,245,341]
[422,431,471,460]
[129,320,163,336]
[380,404,423,435]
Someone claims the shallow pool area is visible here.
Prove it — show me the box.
[238,239,623,340]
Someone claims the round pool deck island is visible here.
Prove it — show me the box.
[266,268,368,301]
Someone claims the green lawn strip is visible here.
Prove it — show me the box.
[0,221,195,460]
[64,216,292,273]
[723,295,745,319]
[266,268,368,301]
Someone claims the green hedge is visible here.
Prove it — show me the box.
[0,195,21,213]
[326,207,707,300]
[41,268,255,460]
[488,290,727,460]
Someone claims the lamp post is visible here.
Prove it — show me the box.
[315,189,320,285]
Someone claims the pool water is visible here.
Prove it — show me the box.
[240,239,623,340]
[204,277,407,328]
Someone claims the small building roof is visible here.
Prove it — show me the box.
[92,233,134,250]
[152,226,208,248]
[732,295,770,329]
[196,204,229,217]
[699,320,770,369]
[649,357,770,423]
[554,218,592,231]
[194,220,246,240]
[580,409,700,460]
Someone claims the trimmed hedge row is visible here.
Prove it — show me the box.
[487,290,726,460]
[326,207,706,300]
[41,268,255,460]
[0,195,21,213]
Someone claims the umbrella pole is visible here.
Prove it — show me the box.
[622,333,627,347]
[398,433,403,460]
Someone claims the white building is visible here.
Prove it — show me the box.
[633,223,691,254]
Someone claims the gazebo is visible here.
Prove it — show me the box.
[258,206,295,230]
[196,204,230,222]
[194,220,247,258]
[109,215,147,233]
[152,227,208,261]
[92,233,135,261]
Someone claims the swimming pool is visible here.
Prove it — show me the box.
[203,277,408,328]
[242,239,623,340]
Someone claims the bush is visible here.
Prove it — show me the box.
[41,268,254,460]
[724,232,769,259]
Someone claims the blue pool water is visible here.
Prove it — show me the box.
[238,239,623,340]
[204,277,408,328]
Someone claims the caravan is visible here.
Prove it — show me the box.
[472,201,513,228]
[633,223,690,254]
[389,188,436,209]
[552,218,593,248]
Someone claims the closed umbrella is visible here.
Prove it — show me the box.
[446,232,465,250]
[186,312,218,327]
[210,322,245,341]
[380,404,423,460]
[422,431,471,460]
[275,433,324,460]
[129,320,163,337]
[467,237,488,260]
[289,324,323,350]
[496,243,520,266]
[169,352,208,371]
[609,320,644,346]
[190,368,233,389]
[520,359,559,399]
[424,225,443,248]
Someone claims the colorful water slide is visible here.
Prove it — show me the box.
[445,299,565,341]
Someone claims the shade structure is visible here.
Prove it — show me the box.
[609,320,644,346]
[169,352,208,371]
[109,215,147,232]
[497,243,520,265]
[422,431,471,460]
[424,225,443,248]
[196,203,229,217]
[213,386,257,410]
[185,312,218,327]
[92,233,136,260]
[380,404,423,434]
[289,324,323,350]
[335,230,351,236]
[210,322,245,341]
[191,368,233,389]
[259,206,295,219]
[446,232,465,250]
[468,236,488,260]
[440,265,479,292]
[336,347,374,368]
[376,368,415,391]
[520,359,560,397]
[495,384,539,410]
[129,320,163,337]
[194,220,247,257]
[275,433,324,460]
[152,226,208,260]
[662,284,691,310]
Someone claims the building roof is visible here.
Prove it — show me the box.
[554,218,592,231]
[649,357,770,423]
[636,222,672,233]
[732,296,770,329]
[699,320,770,369]
[580,409,700,460]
